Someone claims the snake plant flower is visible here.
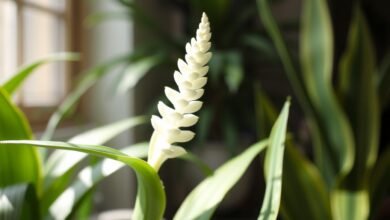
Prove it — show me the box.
[147,13,212,171]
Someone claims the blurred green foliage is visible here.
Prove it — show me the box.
[256,0,389,219]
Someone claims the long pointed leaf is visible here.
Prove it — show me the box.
[41,54,133,140]
[281,144,332,220]
[2,53,79,95]
[300,0,354,186]
[259,99,290,220]
[0,140,166,220]
[48,143,149,219]
[334,7,379,220]
[256,0,311,113]
[253,86,331,220]
[0,88,42,191]
[41,116,146,212]
[174,139,268,220]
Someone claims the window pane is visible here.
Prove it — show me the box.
[22,7,66,107]
[0,0,18,83]
[25,0,65,11]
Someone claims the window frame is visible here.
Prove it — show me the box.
[1,0,81,127]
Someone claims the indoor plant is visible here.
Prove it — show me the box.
[0,13,291,220]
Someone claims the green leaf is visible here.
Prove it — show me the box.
[173,139,268,220]
[256,0,311,113]
[2,53,79,95]
[253,86,331,220]
[281,144,332,220]
[42,54,134,141]
[47,143,149,219]
[300,0,354,186]
[0,140,166,220]
[0,88,42,191]
[256,3,331,189]
[331,189,369,220]
[115,55,162,95]
[259,99,290,220]
[339,6,379,182]
[335,7,379,220]
[0,183,40,220]
[369,148,390,220]
[224,51,244,93]
[41,116,146,212]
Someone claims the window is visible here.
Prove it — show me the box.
[0,0,77,124]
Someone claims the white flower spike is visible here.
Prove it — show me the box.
[148,13,212,171]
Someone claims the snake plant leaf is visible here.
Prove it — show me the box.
[253,86,331,220]
[174,139,268,220]
[369,149,390,220]
[0,183,40,220]
[2,53,79,95]
[41,116,146,212]
[47,143,149,219]
[42,54,135,141]
[0,140,166,220]
[0,88,42,191]
[259,99,290,220]
[331,189,369,220]
[300,0,354,186]
[339,6,379,184]
[256,0,310,111]
[281,144,332,220]
[334,7,379,220]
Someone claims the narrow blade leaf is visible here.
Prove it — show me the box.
[259,99,290,220]
[334,7,379,220]
[2,52,79,95]
[281,144,332,220]
[174,139,268,220]
[0,140,166,220]
[48,143,149,219]
[256,0,311,113]
[41,116,146,212]
[41,54,133,140]
[300,0,354,186]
